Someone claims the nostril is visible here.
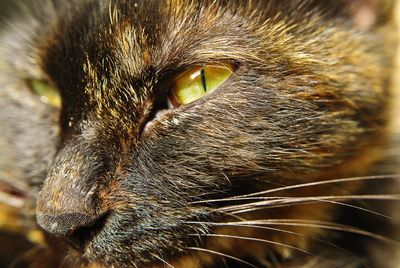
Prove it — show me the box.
[37,212,109,251]
[66,213,109,251]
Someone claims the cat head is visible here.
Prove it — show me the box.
[0,0,397,267]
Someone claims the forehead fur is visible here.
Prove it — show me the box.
[35,1,341,81]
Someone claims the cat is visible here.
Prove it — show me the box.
[0,0,399,267]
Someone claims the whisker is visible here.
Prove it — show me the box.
[185,221,369,268]
[222,198,394,218]
[236,199,391,219]
[150,253,175,268]
[315,200,390,219]
[232,219,400,246]
[187,247,258,268]
[218,211,248,222]
[189,233,313,255]
[185,220,306,236]
[190,175,399,205]
[218,194,400,213]
[186,219,400,246]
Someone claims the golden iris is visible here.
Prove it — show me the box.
[29,80,61,108]
[169,64,235,107]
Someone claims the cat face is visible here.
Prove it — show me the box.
[0,0,397,267]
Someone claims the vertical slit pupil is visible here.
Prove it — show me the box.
[200,68,207,92]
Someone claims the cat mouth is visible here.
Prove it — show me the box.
[71,210,214,267]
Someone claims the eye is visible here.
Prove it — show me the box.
[28,79,61,108]
[168,63,235,107]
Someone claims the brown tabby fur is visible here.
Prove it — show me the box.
[0,0,399,267]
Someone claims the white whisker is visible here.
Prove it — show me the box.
[222,198,394,218]
[189,233,313,255]
[185,221,369,267]
[191,175,399,205]
[150,253,175,268]
[232,219,400,246]
[187,247,258,268]
[218,194,400,214]
[186,219,400,246]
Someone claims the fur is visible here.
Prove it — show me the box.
[0,0,399,267]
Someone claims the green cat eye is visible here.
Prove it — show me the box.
[169,64,235,107]
[29,80,61,108]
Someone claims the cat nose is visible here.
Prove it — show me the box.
[35,138,112,250]
[37,212,108,251]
